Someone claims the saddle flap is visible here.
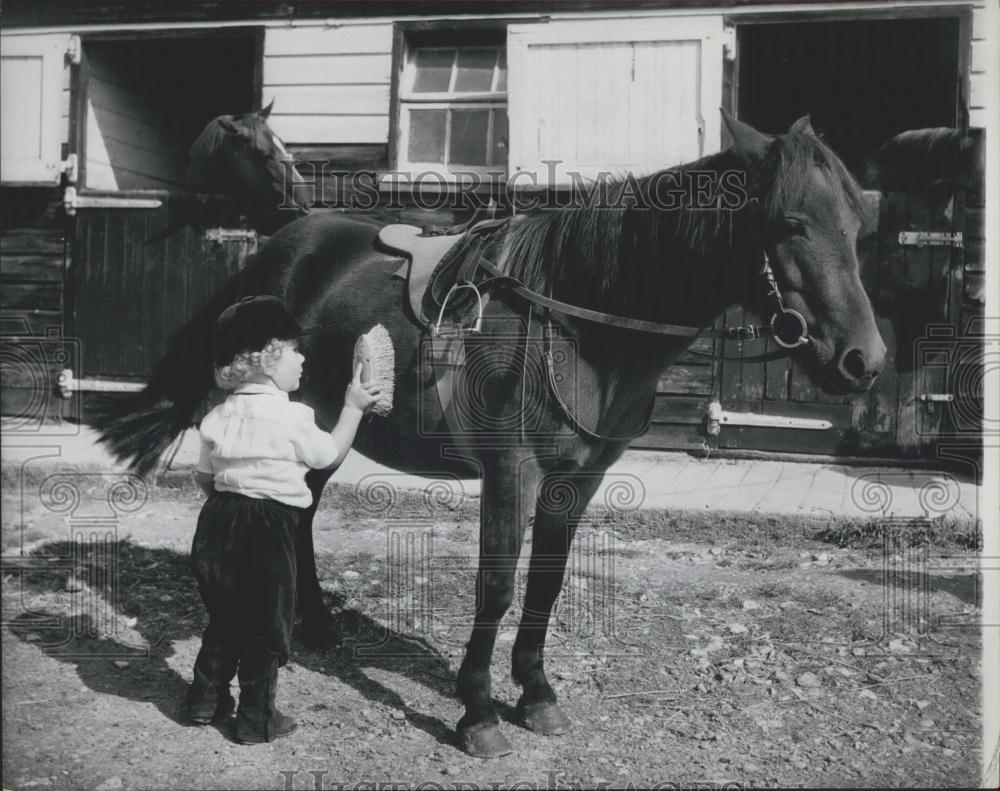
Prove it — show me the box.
[378,224,465,270]
[378,223,488,329]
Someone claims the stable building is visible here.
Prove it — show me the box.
[0,0,990,464]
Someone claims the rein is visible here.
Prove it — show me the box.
[470,199,810,363]
[437,199,811,442]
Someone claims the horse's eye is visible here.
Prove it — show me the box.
[781,217,808,236]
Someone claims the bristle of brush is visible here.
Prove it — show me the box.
[356,323,394,416]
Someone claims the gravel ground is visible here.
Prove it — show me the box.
[1,474,984,789]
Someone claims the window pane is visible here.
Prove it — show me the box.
[408,109,446,163]
[449,110,489,166]
[412,49,454,93]
[495,49,507,93]
[491,109,508,167]
[454,49,497,93]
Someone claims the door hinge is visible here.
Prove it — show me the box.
[63,187,163,216]
[57,369,145,398]
[706,401,833,436]
[898,231,963,248]
[61,154,78,184]
[918,393,954,413]
[204,228,259,244]
[67,35,81,65]
[722,26,737,62]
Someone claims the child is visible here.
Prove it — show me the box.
[184,295,380,744]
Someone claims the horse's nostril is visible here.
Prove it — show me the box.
[841,349,867,380]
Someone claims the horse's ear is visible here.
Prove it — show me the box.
[259,99,275,119]
[789,114,816,137]
[720,107,772,163]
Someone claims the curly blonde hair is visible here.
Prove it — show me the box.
[214,338,291,390]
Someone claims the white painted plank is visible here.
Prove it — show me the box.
[264,24,392,56]
[268,114,389,144]
[264,53,392,86]
[970,107,988,128]
[972,4,988,40]
[969,71,988,109]
[1,34,66,184]
[263,84,390,117]
[971,39,989,73]
[508,16,720,185]
[84,158,119,191]
[1,56,44,160]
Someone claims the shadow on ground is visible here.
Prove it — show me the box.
[3,539,460,746]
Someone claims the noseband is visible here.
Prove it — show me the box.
[747,197,810,352]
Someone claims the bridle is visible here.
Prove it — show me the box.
[437,198,813,440]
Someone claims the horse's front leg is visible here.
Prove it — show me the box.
[456,455,538,758]
[511,470,604,735]
[298,467,339,649]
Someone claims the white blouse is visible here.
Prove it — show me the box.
[197,383,339,508]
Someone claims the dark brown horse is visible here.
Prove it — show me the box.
[186,99,313,216]
[147,101,311,244]
[95,110,885,757]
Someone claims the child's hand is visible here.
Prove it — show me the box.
[345,363,382,414]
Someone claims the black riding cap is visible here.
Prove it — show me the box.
[213,296,310,366]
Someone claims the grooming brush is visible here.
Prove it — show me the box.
[352,323,395,416]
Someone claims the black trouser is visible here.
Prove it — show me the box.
[191,492,299,685]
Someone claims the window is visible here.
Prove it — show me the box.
[397,42,508,180]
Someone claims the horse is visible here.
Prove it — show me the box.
[862,126,985,372]
[863,126,985,195]
[94,109,886,757]
[146,101,311,244]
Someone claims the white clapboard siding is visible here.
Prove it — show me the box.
[969,1,989,128]
[507,17,723,186]
[267,115,389,144]
[1,33,69,184]
[263,53,392,86]
[262,23,393,145]
[262,84,390,116]
[264,23,393,56]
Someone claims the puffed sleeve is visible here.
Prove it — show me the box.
[288,404,340,469]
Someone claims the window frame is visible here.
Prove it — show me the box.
[388,22,513,187]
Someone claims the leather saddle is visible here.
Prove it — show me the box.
[377,218,508,332]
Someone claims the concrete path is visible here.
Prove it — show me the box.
[1,421,980,524]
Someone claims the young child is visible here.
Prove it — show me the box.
[184,295,380,744]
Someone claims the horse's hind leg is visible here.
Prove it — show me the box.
[455,455,538,758]
[297,467,339,649]
[511,471,603,735]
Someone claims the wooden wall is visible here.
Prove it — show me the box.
[85,44,188,191]
[263,23,393,145]
[0,187,69,421]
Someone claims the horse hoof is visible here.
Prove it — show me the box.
[517,701,570,735]
[457,722,513,758]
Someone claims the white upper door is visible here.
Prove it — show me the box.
[507,17,724,186]
[1,34,71,185]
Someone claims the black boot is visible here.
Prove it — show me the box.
[184,663,236,725]
[234,659,297,744]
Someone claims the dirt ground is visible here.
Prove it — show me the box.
[1,470,984,790]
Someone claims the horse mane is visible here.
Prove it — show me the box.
[864,127,983,192]
[498,131,865,317]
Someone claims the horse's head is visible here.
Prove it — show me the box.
[723,109,886,394]
[187,100,312,212]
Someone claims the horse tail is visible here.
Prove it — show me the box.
[91,271,241,476]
